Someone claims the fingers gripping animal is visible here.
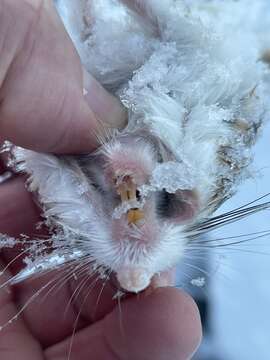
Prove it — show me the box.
[1,0,270,293]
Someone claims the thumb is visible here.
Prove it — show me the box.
[45,288,202,360]
[83,69,127,131]
[0,0,126,154]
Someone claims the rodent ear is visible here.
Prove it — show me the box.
[158,189,199,224]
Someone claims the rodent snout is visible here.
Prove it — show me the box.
[116,267,152,293]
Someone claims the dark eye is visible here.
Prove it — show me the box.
[158,190,198,223]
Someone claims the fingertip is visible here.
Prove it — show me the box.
[48,69,128,154]
[83,69,127,130]
[104,287,202,360]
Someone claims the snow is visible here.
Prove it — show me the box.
[191,277,206,288]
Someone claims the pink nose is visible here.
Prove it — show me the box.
[117,267,152,293]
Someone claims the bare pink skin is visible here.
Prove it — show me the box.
[0,1,202,359]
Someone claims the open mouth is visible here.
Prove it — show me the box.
[116,175,145,225]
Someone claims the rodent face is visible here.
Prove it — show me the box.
[81,134,199,293]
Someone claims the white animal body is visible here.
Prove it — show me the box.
[2,0,270,293]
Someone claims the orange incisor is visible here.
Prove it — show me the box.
[117,178,144,225]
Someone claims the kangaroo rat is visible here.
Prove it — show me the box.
[1,0,270,294]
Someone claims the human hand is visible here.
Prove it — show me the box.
[0,1,202,359]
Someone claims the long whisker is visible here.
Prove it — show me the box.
[188,244,270,256]
[183,262,211,278]
[207,203,269,228]
[39,259,91,304]
[38,264,79,304]
[198,234,270,249]
[0,276,57,331]
[191,229,270,245]
[0,247,34,275]
[188,202,270,236]
[116,292,125,337]
[225,192,270,212]
[93,271,112,317]
[64,265,100,318]
[188,193,270,235]
[67,273,106,360]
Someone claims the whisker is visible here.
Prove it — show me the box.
[67,273,106,360]
[199,234,270,249]
[191,229,270,245]
[64,265,99,318]
[118,295,124,336]
[183,251,242,274]
[224,192,270,212]
[183,262,211,278]
[0,276,57,331]
[93,271,112,317]
[0,247,33,275]
[39,259,91,304]
[188,243,270,256]
[38,264,78,304]
[205,246,270,256]
[189,203,270,235]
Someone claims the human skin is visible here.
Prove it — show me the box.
[0,1,202,359]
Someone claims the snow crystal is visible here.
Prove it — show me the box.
[11,250,85,285]
[0,235,18,249]
[0,141,12,154]
[150,162,196,193]
[112,290,125,300]
[113,199,144,219]
[137,162,196,200]
[191,277,206,288]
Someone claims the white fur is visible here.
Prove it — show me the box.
[57,0,269,211]
[14,147,187,283]
[1,0,269,290]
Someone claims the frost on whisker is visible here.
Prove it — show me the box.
[0,234,18,249]
[10,250,85,285]
[112,289,125,300]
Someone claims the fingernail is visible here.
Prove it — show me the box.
[83,69,127,130]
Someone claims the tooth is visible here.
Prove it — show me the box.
[116,179,144,224]
[119,188,129,202]
[127,209,144,225]
[117,182,136,201]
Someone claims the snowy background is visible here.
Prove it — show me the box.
[192,120,270,359]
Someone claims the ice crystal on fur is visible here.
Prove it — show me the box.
[57,0,269,210]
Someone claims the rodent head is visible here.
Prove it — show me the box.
[81,133,199,293]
